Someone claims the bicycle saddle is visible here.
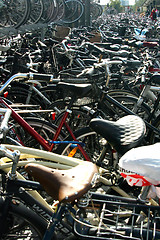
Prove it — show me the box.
[89,115,146,155]
[25,162,98,203]
[57,82,92,98]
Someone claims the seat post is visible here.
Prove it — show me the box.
[67,95,77,110]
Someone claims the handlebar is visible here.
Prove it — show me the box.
[77,59,123,78]
[0,73,55,94]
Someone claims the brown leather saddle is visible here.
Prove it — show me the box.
[25,162,98,203]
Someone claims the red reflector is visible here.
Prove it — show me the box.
[140,84,144,90]
[4,91,8,98]
[52,112,56,120]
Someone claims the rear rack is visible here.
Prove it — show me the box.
[74,193,160,239]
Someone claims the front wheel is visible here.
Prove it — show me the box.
[0,198,48,239]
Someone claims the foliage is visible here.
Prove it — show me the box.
[109,0,123,13]
[134,0,145,8]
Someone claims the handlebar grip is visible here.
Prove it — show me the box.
[29,73,54,82]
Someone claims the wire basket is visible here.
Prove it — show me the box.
[73,193,160,240]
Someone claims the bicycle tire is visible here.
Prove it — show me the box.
[53,0,65,21]
[48,99,92,130]
[7,83,47,109]
[47,0,59,22]
[107,89,138,98]
[27,0,44,24]
[9,0,31,28]
[61,0,84,24]
[55,108,92,131]
[90,3,103,19]
[148,114,160,144]
[40,0,56,22]
[0,197,48,239]
[56,126,105,162]
[39,84,61,104]
[103,95,151,121]
[9,117,65,150]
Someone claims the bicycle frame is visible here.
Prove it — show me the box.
[1,144,133,198]
[0,97,91,160]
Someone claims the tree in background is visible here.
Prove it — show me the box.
[133,0,143,11]
[109,0,123,13]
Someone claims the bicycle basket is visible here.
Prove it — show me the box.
[74,192,160,240]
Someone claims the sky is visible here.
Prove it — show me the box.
[99,0,135,6]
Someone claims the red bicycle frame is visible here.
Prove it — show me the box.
[0,97,91,161]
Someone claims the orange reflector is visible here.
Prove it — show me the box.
[68,147,78,157]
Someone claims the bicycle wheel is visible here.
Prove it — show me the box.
[90,3,103,20]
[39,84,62,105]
[103,95,151,121]
[7,83,47,109]
[56,127,106,162]
[48,99,92,131]
[1,0,31,28]
[107,89,138,98]
[46,0,59,22]
[0,198,48,239]
[27,0,44,24]
[61,0,84,24]
[8,117,65,151]
[53,0,65,21]
[148,114,160,144]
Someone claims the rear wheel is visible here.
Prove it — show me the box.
[61,0,84,23]
[7,83,47,109]
[8,117,65,150]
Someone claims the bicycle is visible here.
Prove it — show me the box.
[0,72,99,162]
[1,140,160,239]
[52,59,160,163]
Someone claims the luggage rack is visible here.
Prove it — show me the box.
[73,193,160,240]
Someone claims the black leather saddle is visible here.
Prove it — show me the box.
[57,82,92,98]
